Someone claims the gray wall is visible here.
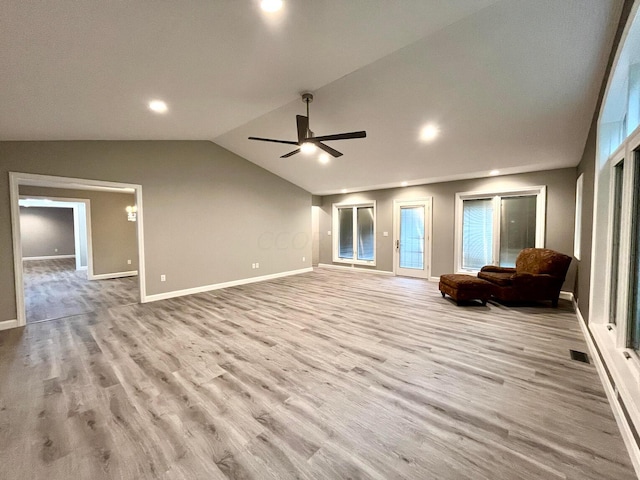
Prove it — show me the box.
[20,187,137,275]
[19,207,75,258]
[0,141,312,322]
[319,168,577,291]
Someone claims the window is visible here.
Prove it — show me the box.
[399,206,425,270]
[628,159,640,351]
[332,201,376,265]
[609,161,624,326]
[593,5,640,444]
[455,187,546,272]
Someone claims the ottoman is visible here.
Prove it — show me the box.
[439,274,493,305]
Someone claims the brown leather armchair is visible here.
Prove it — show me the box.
[477,248,572,307]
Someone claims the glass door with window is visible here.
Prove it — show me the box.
[394,199,432,278]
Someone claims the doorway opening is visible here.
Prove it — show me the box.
[9,172,146,327]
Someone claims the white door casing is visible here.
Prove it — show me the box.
[393,198,432,279]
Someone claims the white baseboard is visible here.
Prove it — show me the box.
[573,301,640,478]
[143,267,313,303]
[429,276,440,282]
[89,270,138,280]
[77,266,88,271]
[559,290,574,302]
[22,254,75,261]
[0,319,19,331]
[317,263,394,276]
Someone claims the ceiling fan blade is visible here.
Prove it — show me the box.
[308,131,367,142]
[315,142,343,158]
[248,136,299,145]
[280,149,301,158]
[296,115,308,144]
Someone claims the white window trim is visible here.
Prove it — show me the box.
[574,173,584,260]
[454,186,546,274]
[590,124,640,451]
[602,150,625,342]
[332,200,376,266]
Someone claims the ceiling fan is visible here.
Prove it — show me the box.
[248,93,366,158]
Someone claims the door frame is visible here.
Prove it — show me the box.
[392,198,433,279]
[9,172,146,328]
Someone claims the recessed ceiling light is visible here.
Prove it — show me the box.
[401,181,408,187]
[420,123,439,142]
[341,189,347,194]
[319,154,330,164]
[490,169,500,176]
[148,100,168,113]
[261,0,283,12]
[300,142,317,154]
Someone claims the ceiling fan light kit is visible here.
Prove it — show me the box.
[248,93,366,159]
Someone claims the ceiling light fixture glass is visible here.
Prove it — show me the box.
[319,153,330,164]
[420,123,439,142]
[148,100,168,113]
[261,0,283,12]
[300,142,317,154]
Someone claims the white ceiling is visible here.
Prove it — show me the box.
[1,0,623,195]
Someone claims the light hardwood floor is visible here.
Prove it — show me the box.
[0,268,636,479]
[23,258,139,323]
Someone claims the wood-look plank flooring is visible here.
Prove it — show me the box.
[23,258,139,323]
[1,268,636,479]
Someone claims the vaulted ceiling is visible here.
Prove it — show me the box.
[1,0,622,194]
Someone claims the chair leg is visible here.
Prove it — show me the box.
[552,298,558,308]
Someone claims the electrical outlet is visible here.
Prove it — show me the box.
[256,263,259,269]
[54,248,58,252]
[127,259,132,265]
[252,263,256,269]
[383,232,389,237]
[302,256,305,262]
[160,274,166,282]
[327,231,332,236]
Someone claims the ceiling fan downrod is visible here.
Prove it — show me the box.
[302,93,313,138]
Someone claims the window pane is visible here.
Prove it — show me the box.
[357,206,374,261]
[628,159,640,351]
[499,196,537,267]
[611,161,624,325]
[462,199,493,270]
[400,206,424,269]
[338,208,353,259]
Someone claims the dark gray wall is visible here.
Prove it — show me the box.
[20,187,137,275]
[0,141,312,322]
[575,0,635,321]
[19,207,75,258]
[319,168,577,291]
